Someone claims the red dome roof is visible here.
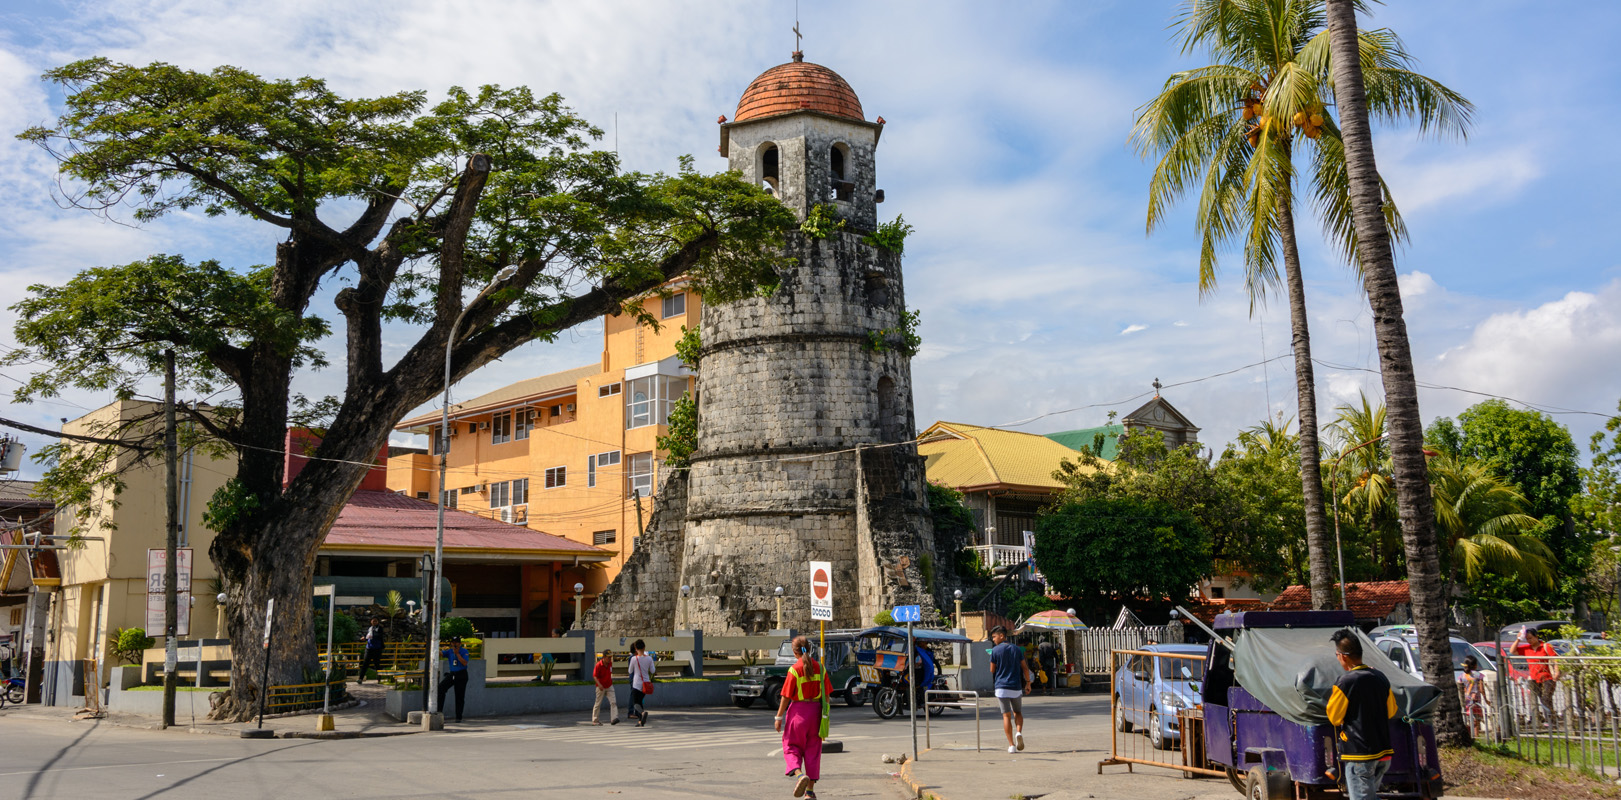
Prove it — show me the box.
[734,55,864,123]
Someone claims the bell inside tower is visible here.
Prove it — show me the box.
[758,142,780,196]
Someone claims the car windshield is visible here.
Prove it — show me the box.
[1450,640,1489,671]
[1159,655,1206,682]
[778,642,795,658]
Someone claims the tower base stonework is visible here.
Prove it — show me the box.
[579,472,687,637]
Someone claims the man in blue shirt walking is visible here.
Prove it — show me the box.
[988,626,1033,753]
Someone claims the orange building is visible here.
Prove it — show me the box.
[389,288,698,588]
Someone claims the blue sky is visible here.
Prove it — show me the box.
[0,0,1617,480]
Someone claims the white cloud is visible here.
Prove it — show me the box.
[1379,143,1542,215]
[1120,324,1147,335]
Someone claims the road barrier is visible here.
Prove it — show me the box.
[1100,649,1225,778]
[923,689,983,752]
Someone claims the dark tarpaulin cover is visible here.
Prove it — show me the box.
[1232,627,1440,725]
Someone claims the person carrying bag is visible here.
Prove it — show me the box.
[775,636,832,799]
[627,639,655,727]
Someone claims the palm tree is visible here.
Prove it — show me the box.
[1429,456,1554,602]
[1237,414,1297,454]
[1134,0,1471,611]
[1324,0,1470,744]
[1329,393,1399,577]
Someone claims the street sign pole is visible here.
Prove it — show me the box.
[908,619,917,762]
[257,598,275,730]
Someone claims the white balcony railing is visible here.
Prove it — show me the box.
[970,544,1030,569]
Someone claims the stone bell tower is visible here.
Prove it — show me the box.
[583,53,938,636]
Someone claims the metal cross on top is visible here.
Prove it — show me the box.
[1152,377,1163,396]
[793,21,802,53]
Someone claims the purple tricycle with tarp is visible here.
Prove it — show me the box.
[1198,610,1445,799]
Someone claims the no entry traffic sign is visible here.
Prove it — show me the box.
[809,560,833,621]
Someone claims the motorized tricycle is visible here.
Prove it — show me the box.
[854,625,970,720]
[1199,610,1444,799]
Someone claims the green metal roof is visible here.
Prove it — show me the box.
[1044,425,1123,460]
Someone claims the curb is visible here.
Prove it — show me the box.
[896,754,946,800]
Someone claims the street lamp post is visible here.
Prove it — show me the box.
[429,263,519,727]
[774,586,784,631]
[680,585,691,631]
[953,589,963,629]
[573,583,585,629]
[215,592,227,639]
[1329,434,1387,611]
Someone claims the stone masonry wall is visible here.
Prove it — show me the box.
[578,470,687,638]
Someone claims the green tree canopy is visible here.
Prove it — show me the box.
[1426,400,1581,521]
[9,58,793,721]
[1035,496,1211,609]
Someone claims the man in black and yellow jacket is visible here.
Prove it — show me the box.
[1326,629,1397,800]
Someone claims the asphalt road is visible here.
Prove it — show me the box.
[0,701,926,800]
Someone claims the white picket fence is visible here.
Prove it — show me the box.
[1073,626,1182,675]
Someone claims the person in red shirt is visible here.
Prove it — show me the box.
[775,636,833,799]
[1511,628,1561,725]
[590,648,619,725]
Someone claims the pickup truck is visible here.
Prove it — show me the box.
[729,631,867,709]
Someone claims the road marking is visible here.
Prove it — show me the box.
[0,756,260,778]
[457,725,871,753]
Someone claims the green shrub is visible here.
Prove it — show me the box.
[314,608,360,643]
[873,610,896,626]
[861,215,914,254]
[439,616,478,639]
[800,203,845,239]
[110,627,154,665]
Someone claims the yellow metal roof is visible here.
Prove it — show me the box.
[918,421,1100,492]
[397,363,599,432]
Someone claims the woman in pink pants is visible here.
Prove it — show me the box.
[774,636,832,799]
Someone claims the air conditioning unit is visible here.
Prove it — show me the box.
[478,421,490,430]
[566,403,576,413]
[498,508,513,523]
[447,425,459,437]
[478,480,489,493]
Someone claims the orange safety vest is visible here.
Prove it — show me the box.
[787,659,827,702]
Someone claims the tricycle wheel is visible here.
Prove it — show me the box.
[873,686,900,719]
[1225,767,1245,794]
[843,678,865,707]
[1114,696,1134,732]
[731,696,755,709]
[1244,767,1291,800]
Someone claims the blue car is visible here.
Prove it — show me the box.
[1113,643,1205,750]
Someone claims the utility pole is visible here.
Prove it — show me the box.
[162,350,179,729]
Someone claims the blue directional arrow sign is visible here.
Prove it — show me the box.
[892,604,921,623]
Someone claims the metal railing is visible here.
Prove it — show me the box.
[969,544,1029,569]
[1487,652,1621,777]
[266,678,348,713]
[1073,626,1183,676]
[1099,649,1225,778]
[923,689,983,752]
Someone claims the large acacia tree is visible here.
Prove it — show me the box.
[10,59,793,720]
[1133,0,1470,611]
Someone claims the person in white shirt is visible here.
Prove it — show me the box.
[626,639,656,727]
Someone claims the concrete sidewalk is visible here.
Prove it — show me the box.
[882,693,1501,800]
[0,682,414,739]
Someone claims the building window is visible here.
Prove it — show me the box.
[625,375,689,429]
[9,608,21,626]
[515,408,533,441]
[598,383,621,398]
[593,529,617,546]
[492,411,512,444]
[513,477,528,506]
[830,143,852,201]
[490,480,510,508]
[459,486,478,495]
[549,404,563,418]
[627,453,654,498]
[545,466,566,489]
[430,425,445,456]
[662,292,686,319]
[443,491,458,510]
[1209,586,1226,599]
[588,450,621,488]
[757,142,780,195]
[467,422,478,435]
[416,491,429,500]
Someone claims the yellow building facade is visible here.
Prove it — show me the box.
[42,399,231,705]
[391,288,699,580]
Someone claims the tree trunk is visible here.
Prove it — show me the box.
[1275,163,1335,612]
[1325,0,1464,746]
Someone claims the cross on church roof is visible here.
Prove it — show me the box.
[1152,378,1162,397]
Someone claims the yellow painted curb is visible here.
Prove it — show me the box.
[897,754,946,800]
